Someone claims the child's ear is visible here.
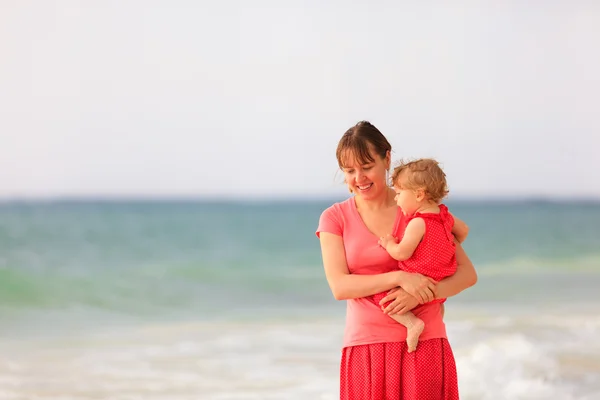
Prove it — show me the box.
[415,188,426,202]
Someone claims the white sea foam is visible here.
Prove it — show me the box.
[0,311,599,400]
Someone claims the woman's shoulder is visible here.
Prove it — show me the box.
[320,197,354,218]
[316,197,354,238]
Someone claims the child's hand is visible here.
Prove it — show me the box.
[378,234,397,249]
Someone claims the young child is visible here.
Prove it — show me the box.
[374,158,469,352]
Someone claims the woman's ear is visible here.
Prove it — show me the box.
[385,150,391,170]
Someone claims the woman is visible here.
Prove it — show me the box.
[316,121,477,399]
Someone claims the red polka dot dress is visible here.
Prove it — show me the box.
[371,203,458,308]
[347,204,459,400]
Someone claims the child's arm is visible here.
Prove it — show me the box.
[380,218,426,261]
[450,214,469,243]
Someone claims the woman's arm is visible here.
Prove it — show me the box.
[319,232,436,300]
[434,241,477,299]
[450,214,469,243]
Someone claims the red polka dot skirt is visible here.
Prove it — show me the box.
[340,339,459,400]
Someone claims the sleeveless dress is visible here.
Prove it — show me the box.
[370,203,458,308]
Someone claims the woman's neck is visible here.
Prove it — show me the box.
[354,189,396,212]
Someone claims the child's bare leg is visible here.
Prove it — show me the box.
[389,311,425,353]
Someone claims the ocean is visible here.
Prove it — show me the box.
[0,198,599,400]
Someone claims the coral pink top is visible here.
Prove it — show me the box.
[316,197,447,348]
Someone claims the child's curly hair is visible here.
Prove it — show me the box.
[390,158,449,203]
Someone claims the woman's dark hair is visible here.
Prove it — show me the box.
[336,121,392,168]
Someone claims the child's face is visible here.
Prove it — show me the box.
[393,176,421,216]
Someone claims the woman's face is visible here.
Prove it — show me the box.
[341,147,390,200]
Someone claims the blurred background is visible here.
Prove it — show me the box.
[1,1,599,399]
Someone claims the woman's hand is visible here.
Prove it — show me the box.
[397,271,437,304]
[379,287,420,315]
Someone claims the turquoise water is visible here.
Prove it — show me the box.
[1,200,600,320]
[1,199,599,320]
[1,199,599,399]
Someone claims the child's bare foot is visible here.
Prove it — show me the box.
[406,319,425,353]
[389,311,426,353]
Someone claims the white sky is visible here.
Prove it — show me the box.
[1,1,599,200]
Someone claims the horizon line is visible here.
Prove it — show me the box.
[1,194,600,205]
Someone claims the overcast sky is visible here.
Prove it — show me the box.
[1,1,599,200]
